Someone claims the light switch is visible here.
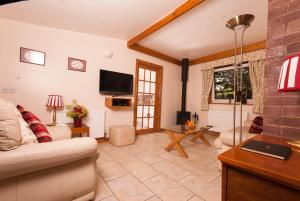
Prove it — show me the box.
[0,87,16,93]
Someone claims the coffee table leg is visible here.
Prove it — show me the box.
[191,131,211,146]
[165,131,188,158]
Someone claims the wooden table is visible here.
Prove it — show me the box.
[164,125,211,158]
[219,135,300,201]
[66,123,90,137]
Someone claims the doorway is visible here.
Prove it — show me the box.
[134,59,163,134]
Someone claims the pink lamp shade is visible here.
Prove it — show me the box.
[46,95,64,108]
[278,54,300,92]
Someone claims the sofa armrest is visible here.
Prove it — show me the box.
[0,137,97,180]
[47,124,71,141]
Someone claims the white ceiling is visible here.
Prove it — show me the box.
[0,0,186,40]
[0,0,268,60]
[140,0,268,59]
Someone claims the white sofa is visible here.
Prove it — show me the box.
[0,124,98,201]
[215,120,256,169]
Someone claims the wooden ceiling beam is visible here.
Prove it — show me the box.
[190,40,266,66]
[129,44,181,66]
[127,0,205,47]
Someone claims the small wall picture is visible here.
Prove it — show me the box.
[20,47,46,66]
[68,57,86,72]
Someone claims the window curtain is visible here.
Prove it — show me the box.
[200,68,214,111]
[249,59,265,115]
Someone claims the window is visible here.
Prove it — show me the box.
[212,63,252,104]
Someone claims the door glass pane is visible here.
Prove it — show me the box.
[150,94,155,105]
[145,70,151,81]
[144,94,150,105]
[137,106,143,117]
[139,68,145,80]
[136,118,142,129]
[151,71,156,82]
[144,82,150,93]
[143,106,149,117]
[138,81,144,93]
[150,83,155,94]
[149,106,154,117]
[149,118,154,129]
[143,118,149,128]
[138,93,143,105]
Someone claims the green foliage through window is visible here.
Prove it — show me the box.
[214,65,252,100]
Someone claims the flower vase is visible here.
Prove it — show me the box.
[74,118,82,127]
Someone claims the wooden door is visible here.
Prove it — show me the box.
[134,59,163,134]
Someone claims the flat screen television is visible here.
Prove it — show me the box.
[99,69,133,95]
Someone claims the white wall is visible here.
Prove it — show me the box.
[0,18,181,131]
[186,63,255,131]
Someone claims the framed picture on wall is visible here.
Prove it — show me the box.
[20,47,46,66]
[68,57,86,72]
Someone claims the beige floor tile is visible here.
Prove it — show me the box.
[100,143,124,155]
[144,174,193,201]
[135,151,163,165]
[108,174,153,201]
[110,151,139,166]
[94,175,113,201]
[98,161,128,181]
[179,175,221,201]
[101,195,119,201]
[212,176,221,188]
[207,161,220,172]
[152,160,190,181]
[178,160,220,182]
[188,195,204,201]
[97,150,114,164]
[123,161,160,181]
[146,196,162,201]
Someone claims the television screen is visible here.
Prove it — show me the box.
[99,69,133,95]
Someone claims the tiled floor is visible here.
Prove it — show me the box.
[95,132,221,201]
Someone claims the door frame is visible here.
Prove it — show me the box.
[133,59,163,135]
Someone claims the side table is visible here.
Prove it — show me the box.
[66,123,90,137]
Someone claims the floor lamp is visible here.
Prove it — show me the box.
[226,14,255,146]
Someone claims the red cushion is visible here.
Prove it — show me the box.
[249,116,263,134]
[17,105,52,143]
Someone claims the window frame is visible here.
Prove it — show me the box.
[211,62,253,104]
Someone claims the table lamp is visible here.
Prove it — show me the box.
[277,54,300,149]
[46,95,64,126]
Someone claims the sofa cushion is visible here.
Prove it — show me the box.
[17,105,52,143]
[0,97,22,151]
[7,102,38,145]
[249,116,263,134]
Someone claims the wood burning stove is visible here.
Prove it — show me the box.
[177,58,191,125]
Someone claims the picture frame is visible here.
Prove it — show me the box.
[20,47,46,66]
[68,57,86,72]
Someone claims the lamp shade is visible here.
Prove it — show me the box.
[46,95,64,107]
[278,54,300,92]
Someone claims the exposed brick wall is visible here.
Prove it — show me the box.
[264,0,300,139]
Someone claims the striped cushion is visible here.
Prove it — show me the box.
[17,105,52,143]
[248,116,263,134]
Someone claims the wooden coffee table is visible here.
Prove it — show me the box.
[164,125,211,158]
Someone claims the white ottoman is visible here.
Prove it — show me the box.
[109,125,135,146]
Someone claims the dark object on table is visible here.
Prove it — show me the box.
[241,140,291,160]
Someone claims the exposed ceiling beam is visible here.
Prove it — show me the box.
[129,44,181,66]
[127,0,205,47]
[190,40,266,66]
